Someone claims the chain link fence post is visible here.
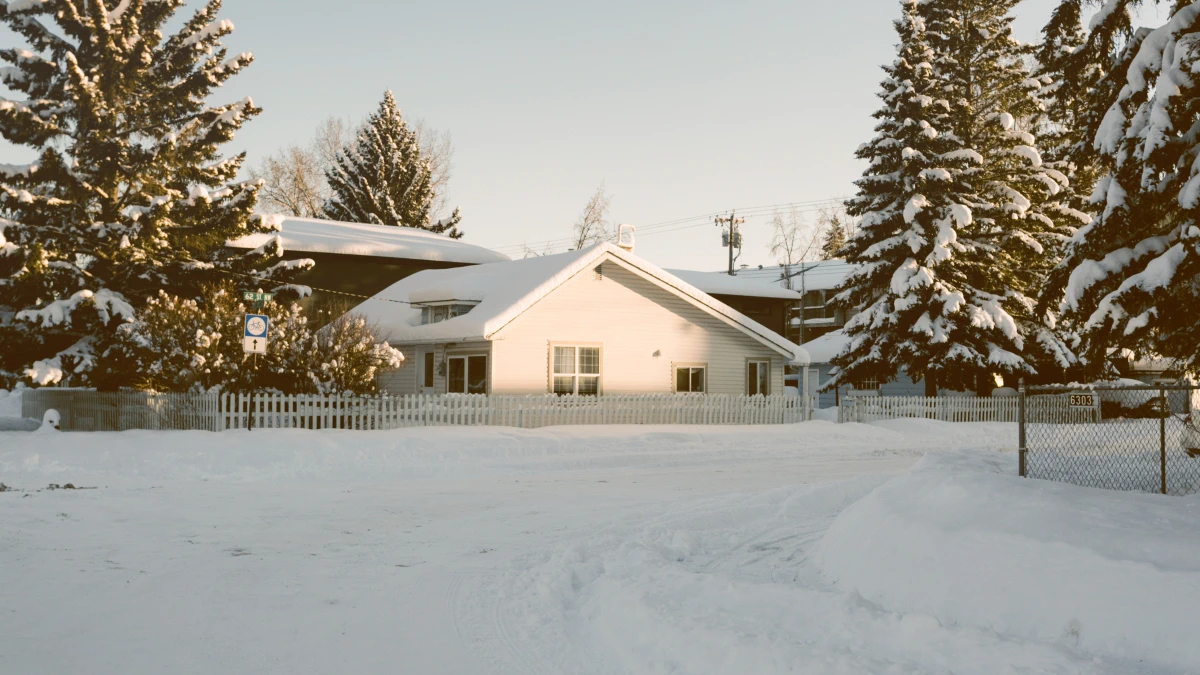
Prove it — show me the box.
[1018,379,1026,478]
[1160,386,1167,495]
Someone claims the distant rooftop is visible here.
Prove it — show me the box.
[708,259,859,293]
[227,216,511,265]
[665,269,804,300]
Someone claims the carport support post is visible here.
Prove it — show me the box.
[1018,380,1026,478]
[1160,387,1167,495]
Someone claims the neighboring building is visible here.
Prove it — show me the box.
[800,329,923,408]
[227,217,510,318]
[664,269,804,339]
[1114,352,1187,385]
[348,242,809,396]
[691,260,859,345]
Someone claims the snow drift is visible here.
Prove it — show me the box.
[816,450,1200,670]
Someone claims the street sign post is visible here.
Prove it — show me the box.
[243,313,269,354]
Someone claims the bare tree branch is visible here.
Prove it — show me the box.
[572,183,612,250]
[768,208,822,290]
[249,144,326,218]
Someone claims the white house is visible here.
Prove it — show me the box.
[348,242,810,396]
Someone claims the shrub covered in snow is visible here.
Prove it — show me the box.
[105,286,402,394]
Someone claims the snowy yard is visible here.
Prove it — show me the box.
[1,421,1197,674]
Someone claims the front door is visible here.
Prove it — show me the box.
[418,349,436,394]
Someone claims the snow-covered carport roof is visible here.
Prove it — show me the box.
[226,216,511,265]
[348,242,811,366]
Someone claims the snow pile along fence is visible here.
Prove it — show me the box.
[21,391,811,431]
[1020,384,1200,496]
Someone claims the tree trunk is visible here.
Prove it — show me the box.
[924,371,937,397]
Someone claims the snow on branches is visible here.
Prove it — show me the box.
[323,91,464,238]
[1047,1,1200,373]
[833,0,1075,394]
[0,0,308,388]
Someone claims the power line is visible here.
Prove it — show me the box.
[489,196,851,255]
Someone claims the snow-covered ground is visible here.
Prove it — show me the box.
[1,420,1196,674]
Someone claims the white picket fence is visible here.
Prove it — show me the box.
[217,392,811,430]
[838,395,1021,423]
[836,394,1106,424]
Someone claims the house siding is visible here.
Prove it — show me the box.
[489,260,786,395]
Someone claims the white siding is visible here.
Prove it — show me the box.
[490,261,785,395]
[379,346,417,394]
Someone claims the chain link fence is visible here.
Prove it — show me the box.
[1019,385,1200,496]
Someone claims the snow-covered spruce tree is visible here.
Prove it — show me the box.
[323,91,463,238]
[110,285,403,394]
[1050,2,1200,374]
[1032,0,1105,219]
[0,0,308,389]
[820,213,848,260]
[916,0,1082,381]
[832,0,1015,396]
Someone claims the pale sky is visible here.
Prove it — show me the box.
[0,1,1168,270]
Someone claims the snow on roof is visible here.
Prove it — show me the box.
[664,269,804,300]
[799,329,850,364]
[226,216,510,265]
[350,243,809,365]
[721,259,860,292]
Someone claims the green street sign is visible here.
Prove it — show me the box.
[242,291,275,304]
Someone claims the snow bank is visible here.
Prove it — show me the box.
[816,450,1200,670]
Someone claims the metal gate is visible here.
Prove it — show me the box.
[1018,384,1200,496]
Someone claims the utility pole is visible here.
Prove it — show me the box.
[714,211,745,276]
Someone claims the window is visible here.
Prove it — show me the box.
[420,303,476,325]
[675,366,706,393]
[447,355,487,394]
[552,345,601,395]
[422,352,434,388]
[747,360,770,396]
[854,376,880,391]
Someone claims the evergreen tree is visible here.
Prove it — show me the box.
[1032,0,1104,218]
[1048,2,1200,374]
[820,213,847,260]
[917,0,1081,381]
[832,0,1010,395]
[0,0,305,388]
[323,91,463,238]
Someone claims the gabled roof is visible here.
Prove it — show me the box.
[664,269,804,300]
[226,216,510,265]
[348,243,810,365]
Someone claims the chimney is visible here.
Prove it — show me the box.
[617,223,635,252]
